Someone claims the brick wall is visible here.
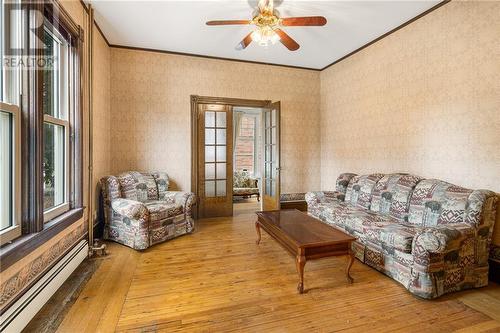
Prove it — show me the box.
[235,116,255,173]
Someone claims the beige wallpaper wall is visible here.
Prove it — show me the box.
[320,1,500,192]
[110,50,321,193]
[92,28,111,215]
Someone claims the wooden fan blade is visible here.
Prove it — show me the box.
[274,28,299,51]
[236,32,253,50]
[206,20,251,26]
[280,16,327,26]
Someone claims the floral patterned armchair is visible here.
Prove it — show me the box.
[100,171,195,250]
[233,170,260,201]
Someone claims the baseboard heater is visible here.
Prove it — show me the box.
[0,239,88,333]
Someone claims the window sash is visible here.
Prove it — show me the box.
[43,115,70,222]
[41,19,71,223]
[0,102,21,245]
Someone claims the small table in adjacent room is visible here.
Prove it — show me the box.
[255,209,356,294]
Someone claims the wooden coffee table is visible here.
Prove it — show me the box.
[255,209,356,294]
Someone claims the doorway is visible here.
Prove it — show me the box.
[232,107,263,215]
[191,96,281,219]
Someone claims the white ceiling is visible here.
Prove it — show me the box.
[91,0,440,70]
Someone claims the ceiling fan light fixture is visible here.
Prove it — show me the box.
[251,26,280,47]
[270,31,280,44]
[251,30,262,42]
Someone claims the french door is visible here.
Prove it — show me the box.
[197,104,233,218]
[262,101,280,211]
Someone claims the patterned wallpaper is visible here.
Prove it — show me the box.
[110,49,321,193]
[92,29,111,214]
[320,1,500,193]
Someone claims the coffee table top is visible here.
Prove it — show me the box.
[256,209,356,248]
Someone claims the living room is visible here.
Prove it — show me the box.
[1,0,499,332]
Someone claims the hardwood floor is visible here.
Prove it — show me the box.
[55,202,500,332]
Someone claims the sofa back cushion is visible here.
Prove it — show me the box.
[152,172,170,200]
[335,173,357,195]
[234,170,255,188]
[408,179,473,227]
[345,173,385,209]
[371,174,423,221]
[117,171,159,202]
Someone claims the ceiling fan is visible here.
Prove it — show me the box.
[206,0,327,51]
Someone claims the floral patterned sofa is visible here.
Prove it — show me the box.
[306,173,498,299]
[100,171,196,250]
[233,170,260,201]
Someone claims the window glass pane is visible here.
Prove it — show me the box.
[265,162,270,179]
[42,28,59,118]
[265,145,271,161]
[270,180,275,196]
[43,122,65,210]
[1,1,21,105]
[205,111,215,127]
[205,163,215,180]
[205,180,215,197]
[205,129,215,145]
[216,112,226,127]
[265,179,271,195]
[216,180,226,197]
[205,146,215,162]
[266,128,271,145]
[216,129,226,144]
[271,109,276,125]
[216,145,226,162]
[272,127,276,144]
[265,111,270,127]
[234,115,256,174]
[0,111,12,231]
[216,162,226,179]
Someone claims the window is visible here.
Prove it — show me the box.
[0,103,21,244]
[0,0,82,246]
[42,22,71,222]
[234,116,256,174]
[0,0,21,245]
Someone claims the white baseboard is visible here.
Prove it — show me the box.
[0,239,88,333]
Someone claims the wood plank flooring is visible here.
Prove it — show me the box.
[56,199,500,332]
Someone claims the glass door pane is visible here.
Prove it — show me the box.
[198,104,233,218]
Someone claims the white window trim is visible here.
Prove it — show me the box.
[42,23,70,223]
[0,102,21,245]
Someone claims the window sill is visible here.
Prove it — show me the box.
[0,207,84,272]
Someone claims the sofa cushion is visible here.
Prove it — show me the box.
[234,187,259,196]
[145,201,184,222]
[118,171,159,202]
[335,173,357,196]
[363,221,422,254]
[343,209,392,235]
[408,179,473,227]
[345,174,385,209]
[370,174,423,221]
[152,172,170,200]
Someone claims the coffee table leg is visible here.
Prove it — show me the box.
[255,221,261,245]
[296,254,306,294]
[346,250,354,284]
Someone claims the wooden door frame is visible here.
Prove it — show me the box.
[190,95,272,218]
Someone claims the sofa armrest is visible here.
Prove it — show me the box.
[111,198,149,223]
[412,223,476,255]
[305,191,342,206]
[249,177,258,188]
[163,191,196,215]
